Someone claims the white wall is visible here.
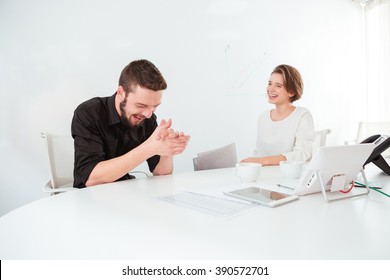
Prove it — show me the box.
[0,0,380,215]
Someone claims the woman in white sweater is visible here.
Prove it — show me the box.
[241,64,315,166]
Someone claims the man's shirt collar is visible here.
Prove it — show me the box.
[107,93,120,126]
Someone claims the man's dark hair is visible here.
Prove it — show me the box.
[119,59,167,94]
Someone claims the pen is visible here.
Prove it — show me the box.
[276,184,295,190]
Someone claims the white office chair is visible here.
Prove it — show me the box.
[312,129,332,156]
[193,143,237,171]
[41,132,75,194]
[345,121,390,157]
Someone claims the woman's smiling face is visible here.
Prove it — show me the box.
[266,73,294,105]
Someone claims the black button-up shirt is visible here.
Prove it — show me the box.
[71,93,160,188]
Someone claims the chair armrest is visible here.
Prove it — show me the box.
[42,180,75,193]
[129,171,149,178]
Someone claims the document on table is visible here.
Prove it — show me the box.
[159,191,257,218]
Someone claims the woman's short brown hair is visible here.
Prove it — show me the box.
[272,64,303,102]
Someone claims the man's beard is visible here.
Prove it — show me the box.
[119,99,144,129]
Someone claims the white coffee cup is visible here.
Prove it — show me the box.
[233,162,262,182]
[279,161,305,179]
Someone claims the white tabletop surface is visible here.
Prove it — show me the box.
[0,164,389,260]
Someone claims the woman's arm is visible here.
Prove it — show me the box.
[282,111,315,162]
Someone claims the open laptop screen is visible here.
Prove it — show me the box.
[294,143,375,196]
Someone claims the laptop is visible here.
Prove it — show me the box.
[292,143,375,196]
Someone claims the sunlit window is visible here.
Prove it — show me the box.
[359,0,389,120]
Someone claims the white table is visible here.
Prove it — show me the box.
[0,165,389,259]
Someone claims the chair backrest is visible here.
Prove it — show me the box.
[312,129,331,156]
[355,122,390,157]
[193,143,237,171]
[41,132,74,188]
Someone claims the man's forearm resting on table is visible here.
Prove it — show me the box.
[85,143,155,187]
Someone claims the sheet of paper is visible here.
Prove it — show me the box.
[159,191,257,218]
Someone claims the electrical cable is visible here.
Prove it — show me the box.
[354,181,390,198]
[368,186,390,198]
[339,180,355,193]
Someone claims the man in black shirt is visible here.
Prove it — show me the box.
[71,59,190,188]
